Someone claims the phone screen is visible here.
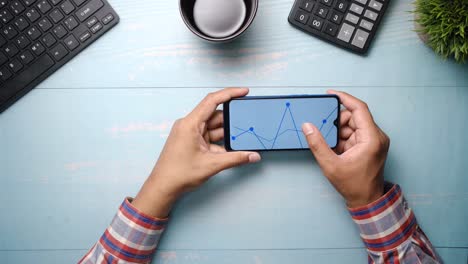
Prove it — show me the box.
[224,95,340,151]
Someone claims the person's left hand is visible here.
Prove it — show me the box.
[132,88,261,218]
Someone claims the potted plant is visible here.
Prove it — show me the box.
[414,0,468,63]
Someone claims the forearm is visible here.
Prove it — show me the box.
[79,198,168,264]
[349,183,441,264]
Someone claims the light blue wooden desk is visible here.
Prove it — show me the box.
[1,0,467,263]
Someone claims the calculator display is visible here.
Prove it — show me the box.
[224,95,339,151]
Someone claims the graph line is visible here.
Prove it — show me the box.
[232,103,338,150]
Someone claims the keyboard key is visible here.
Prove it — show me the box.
[27,26,41,40]
[368,0,382,11]
[0,10,14,24]
[90,22,102,33]
[330,10,343,24]
[0,51,7,64]
[31,41,45,55]
[8,59,23,73]
[19,50,35,64]
[300,0,314,12]
[364,9,378,21]
[53,25,67,38]
[308,17,324,30]
[63,34,79,50]
[0,35,6,47]
[78,30,91,42]
[349,3,364,15]
[64,16,79,30]
[37,0,52,13]
[23,0,37,6]
[315,5,328,18]
[76,0,103,22]
[337,23,355,43]
[351,28,369,48]
[50,8,64,23]
[42,33,56,47]
[50,43,68,61]
[72,0,86,6]
[10,1,26,15]
[324,22,338,36]
[86,16,98,27]
[25,8,40,22]
[345,12,359,24]
[3,26,19,40]
[360,19,373,31]
[5,44,19,57]
[295,10,309,24]
[320,0,333,7]
[102,13,114,25]
[0,67,12,81]
[60,0,74,14]
[50,0,62,5]
[354,0,368,5]
[334,0,348,13]
[14,17,30,31]
[0,0,6,7]
[15,35,31,49]
[38,17,53,31]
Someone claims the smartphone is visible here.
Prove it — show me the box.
[223,95,340,151]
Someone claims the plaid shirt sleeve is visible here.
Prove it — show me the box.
[349,183,442,264]
[78,198,168,264]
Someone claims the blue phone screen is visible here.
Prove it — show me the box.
[228,96,339,150]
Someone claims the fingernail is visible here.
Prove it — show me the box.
[248,153,261,163]
[302,123,314,136]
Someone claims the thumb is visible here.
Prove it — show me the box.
[209,151,261,174]
[302,123,337,170]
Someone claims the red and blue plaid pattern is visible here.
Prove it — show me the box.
[79,198,168,264]
[349,183,440,263]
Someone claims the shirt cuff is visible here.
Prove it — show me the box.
[348,183,418,252]
[98,197,169,263]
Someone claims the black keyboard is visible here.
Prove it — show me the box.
[0,0,119,113]
[288,0,390,54]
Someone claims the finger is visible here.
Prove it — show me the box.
[209,144,227,153]
[340,126,354,139]
[208,127,224,142]
[327,90,375,129]
[302,123,337,171]
[340,109,352,127]
[207,110,224,129]
[208,151,261,174]
[335,140,346,154]
[189,88,249,123]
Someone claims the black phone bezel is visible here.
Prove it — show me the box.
[223,94,340,151]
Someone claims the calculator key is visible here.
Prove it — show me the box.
[300,0,314,12]
[349,3,364,15]
[14,17,30,31]
[53,25,67,38]
[41,33,56,47]
[37,0,52,13]
[31,41,45,55]
[0,67,12,81]
[364,9,378,21]
[308,17,324,30]
[330,10,343,24]
[60,0,75,14]
[15,35,30,49]
[38,17,53,32]
[315,5,329,18]
[10,1,26,15]
[90,22,102,33]
[345,13,359,24]
[5,43,19,57]
[64,16,79,30]
[320,0,333,7]
[78,30,91,42]
[337,23,355,43]
[8,59,23,73]
[19,50,35,64]
[102,13,114,25]
[334,0,348,12]
[295,10,309,24]
[354,0,368,5]
[0,9,14,24]
[50,8,64,23]
[27,26,41,40]
[351,28,369,48]
[25,8,40,22]
[368,0,383,11]
[323,22,338,36]
[50,43,68,61]
[359,19,373,31]
[63,34,79,50]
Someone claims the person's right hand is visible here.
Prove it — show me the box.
[302,90,390,208]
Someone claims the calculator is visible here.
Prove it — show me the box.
[288,0,390,54]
